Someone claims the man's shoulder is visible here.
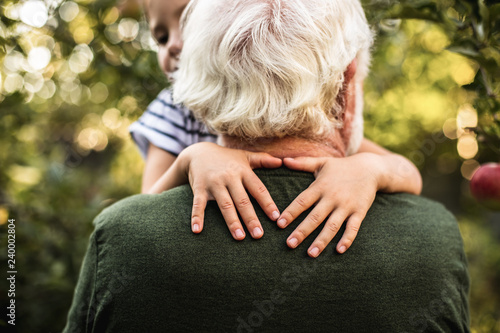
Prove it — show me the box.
[93,186,193,229]
[369,193,461,246]
[375,192,454,217]
[376,192,452,212]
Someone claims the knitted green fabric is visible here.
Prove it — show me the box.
[64,168,470,333]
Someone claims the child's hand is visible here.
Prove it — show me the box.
[180,142,282,240]
[278,154,384,257]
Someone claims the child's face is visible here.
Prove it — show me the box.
[146,0,190,81]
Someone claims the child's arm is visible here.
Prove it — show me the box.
[356,139,422,195]
[144,142,283,240]
[278,138,422,258]
[141,144,177,193]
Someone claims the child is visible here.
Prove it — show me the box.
[130,0,422,258]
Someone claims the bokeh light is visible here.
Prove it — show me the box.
[73,25,94,44]
[59,1,79,23]
[76,127,109,151]
[461,159,480,180]
[421,28,448,53]
[28,46,51,70]
[36,79,56,100]
[7,165,42,185]
[3,73,24,94]
[457,133,479,159]
[68,44,94,74]
[4,3,21,20]
[451,60,477,86]
[0,207,8,225]
[118,18,139,42]
[457,104,478,129]
[90,82,109,104]
[102,7,120,25]
[3,51,26,73]
[102,108,123,130]
[20,1,48,28]
[104,23,121,44]
[23,72,44,93]
[443,118,459,140]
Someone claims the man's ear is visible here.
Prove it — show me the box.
[340,58,360,151]
[338,59,357,120]
[344,58,357,86]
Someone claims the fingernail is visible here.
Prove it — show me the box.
[271,211,280,220]
[192,224,200,232]
[235,229,245,239]
[288,237,298,248]
[309,247,320,257]
[253,227,263,238]
[277,219,287,228]
[338,245,346,253]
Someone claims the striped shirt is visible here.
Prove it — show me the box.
[129,89,218,158]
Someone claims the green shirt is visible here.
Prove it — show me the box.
[64,168,470,332]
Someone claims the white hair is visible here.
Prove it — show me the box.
[174,0,373,150]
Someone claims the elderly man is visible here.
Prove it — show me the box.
[64,0,469,332]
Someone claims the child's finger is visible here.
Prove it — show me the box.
[283,156,325,173]
[336,212,365,254]
[285,201,333,248]
[191,190,208,233]
[306,209,348,258]
[277,187,321,228]
[211,187,246,240]
[247,152,283,169]
[227,182,264,239]
[243,172,280,222]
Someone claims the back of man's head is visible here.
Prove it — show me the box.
[174,0,373,143]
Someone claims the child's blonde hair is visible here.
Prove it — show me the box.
[174,0,373,141]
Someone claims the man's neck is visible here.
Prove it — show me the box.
[219,61,361,159]
[220,134,346,159]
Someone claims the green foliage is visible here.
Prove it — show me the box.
[364,0,500,160]
[0,0,498,332]
[0,0,157,331]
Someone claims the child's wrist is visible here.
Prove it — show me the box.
[176,148,194,180]
[364,153,387,191]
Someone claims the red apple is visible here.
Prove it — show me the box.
[470,163,500,210]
